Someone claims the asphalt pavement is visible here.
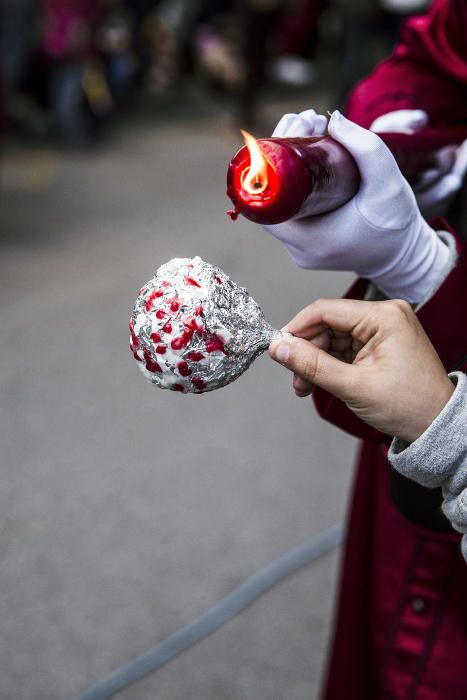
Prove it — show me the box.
[1,90,357,700]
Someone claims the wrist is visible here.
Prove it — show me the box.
[371,221,454,304]
[397,375,456,444]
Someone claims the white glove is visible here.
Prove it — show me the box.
[264,110,452,304]
[370,108,429,135]
[370,109,467,219]
[271,108,328,138]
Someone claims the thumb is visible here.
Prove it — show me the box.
[328,110,401,190]
[269,335,358,402]
[370,109,428,135]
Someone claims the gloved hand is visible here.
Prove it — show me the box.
[264,110,453,304]
[271,108,328,138]
[369,108,429,135]
[370,109,467,219]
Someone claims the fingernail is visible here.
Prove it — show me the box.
[273,343,290,363]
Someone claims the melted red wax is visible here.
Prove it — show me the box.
[130,342,142,362]
[191,377,205,390]
[185,276,202,288]
[145,289,164,312]
[143,349,162,373]
[182,316,199,331]
[171,336,185,351]
[227,209,240,221]
[205,334,228,354]
[215,276,222,285]
[171,324,197,351]
[187,351,205,362]
[184,328,194,343]
[177,361,192,377]
[129,321,139,347]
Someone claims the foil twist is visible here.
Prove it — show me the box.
[130,256,287,393]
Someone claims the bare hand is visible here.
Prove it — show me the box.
[269,298,455,443]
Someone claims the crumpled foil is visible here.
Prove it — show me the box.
[129,256,287,393]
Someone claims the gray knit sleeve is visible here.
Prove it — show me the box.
[388,372,467,561]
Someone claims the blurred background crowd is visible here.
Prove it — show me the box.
[1,0,431,148]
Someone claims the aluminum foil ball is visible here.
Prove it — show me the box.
[129,256,286,393]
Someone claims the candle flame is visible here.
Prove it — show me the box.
[240,129,269,195]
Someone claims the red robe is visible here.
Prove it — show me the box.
[315,2,467,698]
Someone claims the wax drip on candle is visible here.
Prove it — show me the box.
[130,256,289,394]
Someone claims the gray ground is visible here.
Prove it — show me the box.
[1,91,356,700]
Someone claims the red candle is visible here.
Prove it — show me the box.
[226,126,467,225]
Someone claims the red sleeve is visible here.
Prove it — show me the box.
[312,219,467,443]
[346,0,467,129]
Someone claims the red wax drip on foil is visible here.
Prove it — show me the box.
[187,351,205,362]
[145,289,164,312]
[205,334,228,355]
[144,349,162,374]
[129,321,140,347]
[191,377,205,391]
[177,361,192,377]
[171,337,184,351]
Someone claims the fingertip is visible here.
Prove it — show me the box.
[272,113,297,137]
[329,112,398,183]
[284,117,316,138]
[408,109,428,129]
[328,109,342,131]
[293,373,313,397]
[298,108,317,120]
[268,337,280,359]
[328,110,367,147]
[442,173,462,193]
[269,339,291,365]
[295,387,313,397]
